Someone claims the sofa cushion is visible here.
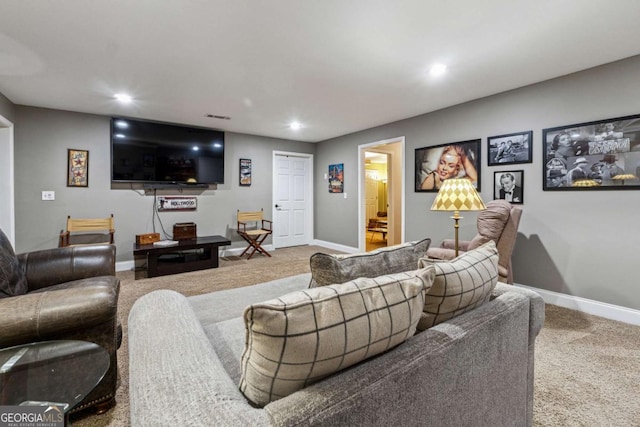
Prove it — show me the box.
[416,241,499,330]
[239,267,436,407]
[308,237,431,288]
[0,229,27,299]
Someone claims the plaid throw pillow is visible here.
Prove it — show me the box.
[239,267,436,407]
[308,237,431,288]
[416,241,499,331]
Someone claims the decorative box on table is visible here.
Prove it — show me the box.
[173,222,197,240]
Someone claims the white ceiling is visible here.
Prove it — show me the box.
[2,1,640,143]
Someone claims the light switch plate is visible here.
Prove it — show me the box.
[42,191,55,201]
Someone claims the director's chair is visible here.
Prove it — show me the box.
[59,214,115,247]
[237,209,273,259]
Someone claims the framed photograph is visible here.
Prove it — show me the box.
[494,170,524,204]
[67,148,89,187]
[239,158,252,186]
[543,114,640,190]
[415,139,481,192]
[328,163,344,193]
[488,131,532,166]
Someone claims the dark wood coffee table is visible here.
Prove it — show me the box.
[0,340,109,415]
[133,235,231,278]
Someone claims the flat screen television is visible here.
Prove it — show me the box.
[111,117,225,185]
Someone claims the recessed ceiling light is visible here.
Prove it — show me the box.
[290,121,302,130]
[114,93,133,103]
[429,64,447,77]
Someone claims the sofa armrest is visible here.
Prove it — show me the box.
[129,290,270,426]
[493,282,546,343]
[18,244,116,291]
[0,277,119,348]
[440,238,471,252]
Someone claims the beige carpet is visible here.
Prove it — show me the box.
[71,245,640,426]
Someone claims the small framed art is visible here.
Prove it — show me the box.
[493,170,524,204]
[487,131,532,166]
[67,148,89,187]
[240,158,252,186]
[328,163,344,193]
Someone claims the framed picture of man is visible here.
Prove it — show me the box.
[487,131,532,166]
[543,114,640,190]
[415,139,481,192]
[494,170,524,204]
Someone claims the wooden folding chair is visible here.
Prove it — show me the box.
[59,214,115,247]
[237,209,273,259]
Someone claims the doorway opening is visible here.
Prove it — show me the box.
[364,152,388,252]
[0,115,15,246]
[358,137,405,252]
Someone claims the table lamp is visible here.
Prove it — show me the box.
[431,178,486,257]
[571,179,600,187]
[612,173,637,185]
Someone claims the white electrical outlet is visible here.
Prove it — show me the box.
[42,191,55,201]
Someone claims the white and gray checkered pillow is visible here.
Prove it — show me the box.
[416,241,499,331]
[308,238,432,288]
[239,266,436,407]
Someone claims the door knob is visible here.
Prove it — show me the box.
[275,204,281,208]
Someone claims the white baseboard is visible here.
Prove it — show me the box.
[312,239,359,253]
[220,244,274,257]
[116,260,134,272]
[517,284,640,326]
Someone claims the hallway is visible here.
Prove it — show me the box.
[365,230,387,252]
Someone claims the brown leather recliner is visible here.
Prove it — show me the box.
[0,229,122,414]
[426,200,522,283]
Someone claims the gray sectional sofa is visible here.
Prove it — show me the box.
[128,271,544,426]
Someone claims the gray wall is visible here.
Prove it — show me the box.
[0,92,15,122]
[7,55,640,310]
[13,106,315,261]
[315,55,640,311]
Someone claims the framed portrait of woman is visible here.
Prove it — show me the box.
[415,139,481,192]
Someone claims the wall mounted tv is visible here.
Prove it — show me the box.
[111,117,225,185]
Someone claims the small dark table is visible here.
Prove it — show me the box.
[133,235,231,278]
[0,340,109,416]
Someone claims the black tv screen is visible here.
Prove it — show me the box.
[111,117,225,184]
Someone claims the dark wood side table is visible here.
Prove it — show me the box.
[133,235,231,278]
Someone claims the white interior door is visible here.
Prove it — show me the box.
[272,152,313,248]
[365,170,378,223]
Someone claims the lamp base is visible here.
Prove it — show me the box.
[450,210,462,257]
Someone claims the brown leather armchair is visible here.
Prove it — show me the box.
[426,200,522,283]
[0,229,122,414]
